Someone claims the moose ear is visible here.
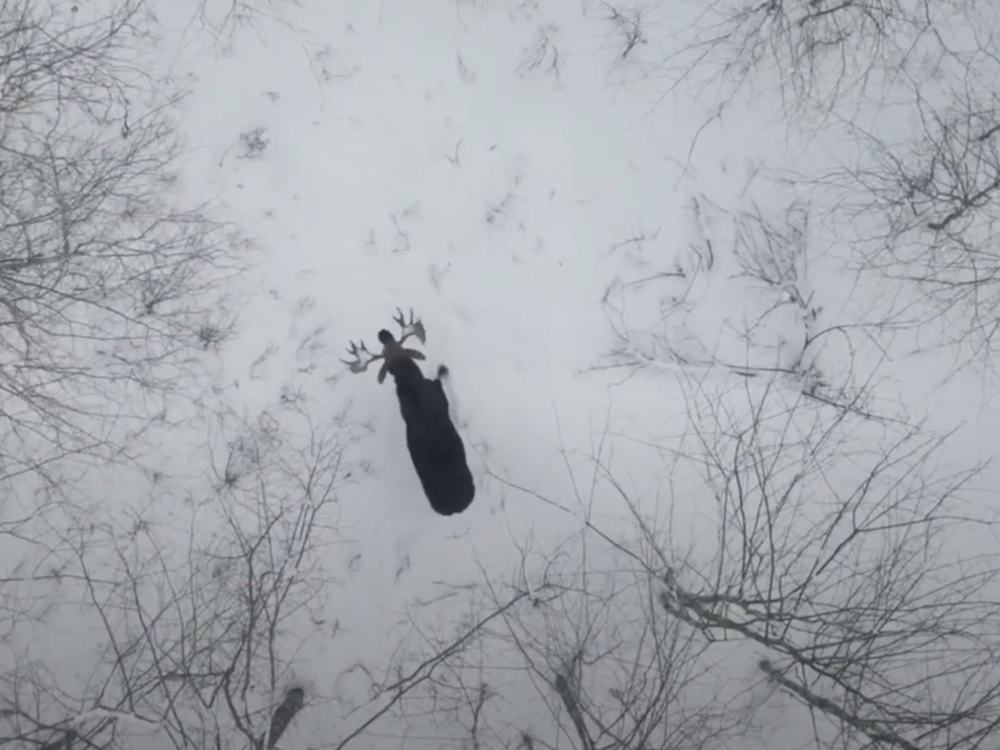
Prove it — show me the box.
[377,362,389,384]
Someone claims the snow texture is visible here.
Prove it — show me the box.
[3,0,1000,748]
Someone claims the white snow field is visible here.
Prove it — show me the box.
[2,0,1000,749]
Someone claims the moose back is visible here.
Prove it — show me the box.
[342,309,475,516]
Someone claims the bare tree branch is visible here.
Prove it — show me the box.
[0,0,247,484]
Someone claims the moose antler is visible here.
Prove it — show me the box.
[342,307,428,379]
[388,306,426,346]
[341,339,383,374]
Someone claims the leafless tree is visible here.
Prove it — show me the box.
[0,0,376,743]
[184,0,306,49]
[0,0,247,487]
[660,0,1000,368]
[597,195,901,421]
[395,368,1000,749]
[587,163,1000,746]
[811,82,1000,367]
[647,375,1000,749]
[0,398,365,750]
[389,546,758,750]
[665,0,963,114]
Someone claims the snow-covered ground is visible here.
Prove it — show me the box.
[4,0,1000,748]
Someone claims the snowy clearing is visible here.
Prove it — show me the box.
[2,0,999,749]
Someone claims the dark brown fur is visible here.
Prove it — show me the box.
[378,329,475,516]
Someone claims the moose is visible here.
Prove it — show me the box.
[342,308,475,516]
